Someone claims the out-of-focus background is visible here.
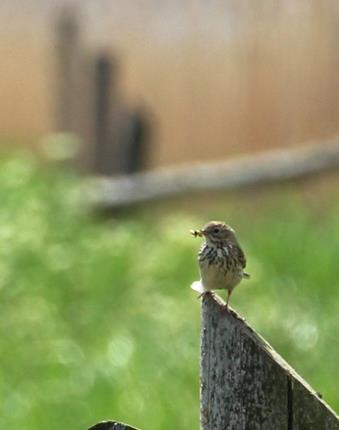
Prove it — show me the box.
[0,1,339,430]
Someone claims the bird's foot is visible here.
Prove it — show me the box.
[197,291,214,300]
[222,301,233,313]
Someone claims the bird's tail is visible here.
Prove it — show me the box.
[243,272,250,279]
[190,280,206,294]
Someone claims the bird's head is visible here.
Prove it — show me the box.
[191,221,237,245]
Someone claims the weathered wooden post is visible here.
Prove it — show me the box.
[200,293,339,429]
[87,292,338,430]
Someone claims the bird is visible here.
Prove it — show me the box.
[190,221,250,308]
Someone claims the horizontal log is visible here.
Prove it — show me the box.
[92,138,339,209]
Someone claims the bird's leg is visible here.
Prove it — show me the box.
[225,289,232,310]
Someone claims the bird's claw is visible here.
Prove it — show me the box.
[197,291,214,300]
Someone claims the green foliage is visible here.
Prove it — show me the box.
[0,153,338,429]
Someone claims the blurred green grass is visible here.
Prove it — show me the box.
[0,153,338,430]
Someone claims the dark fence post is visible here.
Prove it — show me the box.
[115,107,151,174]
[92,54,116,174]
[200,293,339,429]
[54,10,152,175]
[88,421,140,430]
[54,6,94,171]
[54,6,81,133]
[91,55,151,175]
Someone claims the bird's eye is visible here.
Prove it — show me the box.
[213,228,220,233]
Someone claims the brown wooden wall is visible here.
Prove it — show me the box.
[1,0,339,168]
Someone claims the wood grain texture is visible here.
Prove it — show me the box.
[293,380,339,430]
[200,293,339,430]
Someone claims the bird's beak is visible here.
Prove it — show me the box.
[200,229,207,236]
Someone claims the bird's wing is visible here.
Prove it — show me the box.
[236,244,247,269]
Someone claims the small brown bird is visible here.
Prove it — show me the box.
[191,221,250,308]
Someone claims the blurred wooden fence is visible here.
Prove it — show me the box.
[55,7,150,175]
[88,294,339,430]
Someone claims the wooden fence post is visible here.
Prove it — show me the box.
[92,54,116,174]
[91,55,151,176]
[200,293,339,429]
[54,6,82,133]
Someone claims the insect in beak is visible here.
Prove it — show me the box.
[190,229,203,237]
